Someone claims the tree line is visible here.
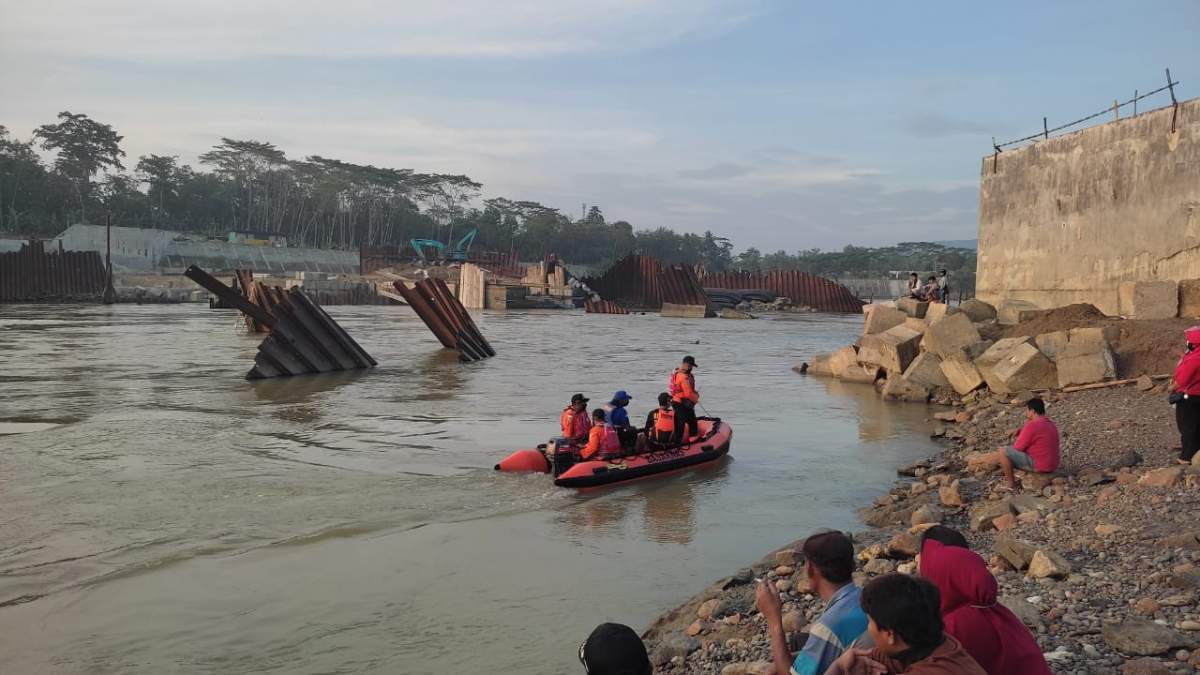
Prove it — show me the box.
[0,111,974,282]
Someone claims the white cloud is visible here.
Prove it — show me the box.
[0,0,758,59]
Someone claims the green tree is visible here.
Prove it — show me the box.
[33,112,126,224]
[736,246,763,271]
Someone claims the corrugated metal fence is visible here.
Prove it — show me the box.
[0,240,107,302]
[580,255,706,309]
[700,270,864,313]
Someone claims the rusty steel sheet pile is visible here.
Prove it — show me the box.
[579,255,663,309]
[392,278,495,362]
[185,265,377,379]
[583,299,630,314]
[658,264,708,307]
[0,240,107,302]
[700,270,863,313]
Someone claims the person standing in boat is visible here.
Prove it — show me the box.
[644,392,677,447]
[560,393,592,444]
[670,356,700,441]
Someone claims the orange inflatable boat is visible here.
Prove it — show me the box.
[494,417,732,488]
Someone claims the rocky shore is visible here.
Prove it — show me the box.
[641,382,1200,675]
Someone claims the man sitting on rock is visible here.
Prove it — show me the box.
[755,531,869,675]
[992,397,1060,490]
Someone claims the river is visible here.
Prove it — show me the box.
[0,304,941,674]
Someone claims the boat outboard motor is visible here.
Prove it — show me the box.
[547,437,578,477]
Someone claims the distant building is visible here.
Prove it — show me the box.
[227,231,288,247]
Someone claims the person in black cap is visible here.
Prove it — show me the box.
[561,393,592,444]
[579,622,652,674]
[669,356,700,441]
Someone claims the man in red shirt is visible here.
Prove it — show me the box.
[995,397,1060,489]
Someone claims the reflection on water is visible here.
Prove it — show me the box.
[0,304,941,674]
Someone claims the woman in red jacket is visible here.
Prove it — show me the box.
[1174,326,1200,464]
[918,528,1051,675]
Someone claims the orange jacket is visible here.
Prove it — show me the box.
[671,370,699,404]
[560,406,591,441]
[581,424,607,460]
[654,406,676,434]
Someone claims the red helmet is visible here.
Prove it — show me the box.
[1187,326,1200,345]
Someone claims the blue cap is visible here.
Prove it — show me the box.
[612,390,632,402]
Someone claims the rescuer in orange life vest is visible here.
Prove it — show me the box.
[580,408,621,461]
[644,392,677,447]
[669,355,700,441]
[560,393,592,444]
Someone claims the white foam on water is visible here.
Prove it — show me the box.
[0,422,60,434]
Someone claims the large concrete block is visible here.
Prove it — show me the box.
[1034,331,1069,361]
[1054,330,1117,387]
[940,354,985,395]
[828,346,859,378]
[921,313,982,359]
[924,302,959,325]
[882,375,930,402]
[958,298,998,322]
[990,342,1058,393]
[862,305,907,335]
[1181,279,1200,319]
[808,353,834,377]
[997,299,1041,325]
[904,317,929,334]
[902,352,951,390]
[1118,280,1178,319]
[976,336,1034,390]
[858,325,923,374]
[896,297,928,319]
[841,363,884,384]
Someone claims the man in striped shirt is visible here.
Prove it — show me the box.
[756,531,869,675]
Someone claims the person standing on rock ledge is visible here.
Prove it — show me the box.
[755,531,868,675]
[990,397,1060,490]
[1173,326,1200,464]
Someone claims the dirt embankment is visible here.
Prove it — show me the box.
[643,382,1200,674]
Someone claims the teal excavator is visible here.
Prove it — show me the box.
[410,228,477,264]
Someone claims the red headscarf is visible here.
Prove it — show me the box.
[919,539,1051,675]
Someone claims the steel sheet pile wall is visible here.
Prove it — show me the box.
[701,270,863,313]
[393,279,495,362]
[658,265,708,307]
[0,240,106,302]
[584,299,630,314]
[184,265,377,380]
[580,255,663,309]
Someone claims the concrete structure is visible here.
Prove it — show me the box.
[977,98,1200,316]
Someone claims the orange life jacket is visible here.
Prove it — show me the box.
[581,424,620,459]
[671,370,699,404]
[654,406,676,434]
[561,406,591,440]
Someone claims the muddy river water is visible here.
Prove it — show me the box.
[0,305,941,674]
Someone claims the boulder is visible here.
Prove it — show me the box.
[807,354,834,376]
[896,297,928,319]
[1056,341,1117,388]
[1103,619,1195,656]
[902,352,951,390]
[970,500,1013,531]
[921,313,981,358]
[1034,331,1070,361]
[863,558,894,575]
[940,354,985,395]
[721,661,774,675]
[828,346,859,378]
[975,336,1033,389]
[997,299,1041,325]
[1122,658,1174,675]
[840,363,884,385]
[887,532,921,559]
[1008,494,1054,515]
[958,298,997,322]
[652,637,701,666]
[1119,280,1179,319]
[1180,279,1200,319]
[862,305,908,335]
[962,340,994,361]
[1000,595,1044,629]
[938,481,965,507]
[903,317,929,334]
[989,343,1058,394]
[1140,467,1183,488]
[910,504,943,526]
[859,325,923,374]
[881,376,930,403]
[1027,549,1071,579]
[924,302,958,325]
[994,537,1039,570]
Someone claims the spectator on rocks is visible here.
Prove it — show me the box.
[579,622,652,674]
[824,573,986,675]
[1173,326,1200,464]
[936,270,949,303]
[919,276,940,303]
[906,273,922,299]
[991,397,1060,490]
[755,531,868,675]
[918,529,1052,675]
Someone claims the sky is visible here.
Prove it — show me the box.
[1,0,1197,252]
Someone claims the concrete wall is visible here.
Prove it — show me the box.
[977,98,1200,316]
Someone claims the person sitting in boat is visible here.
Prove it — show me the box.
[560,393,592,444]
[602,390,639,449]
[580,408,621,461]
[644,392,677,447]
